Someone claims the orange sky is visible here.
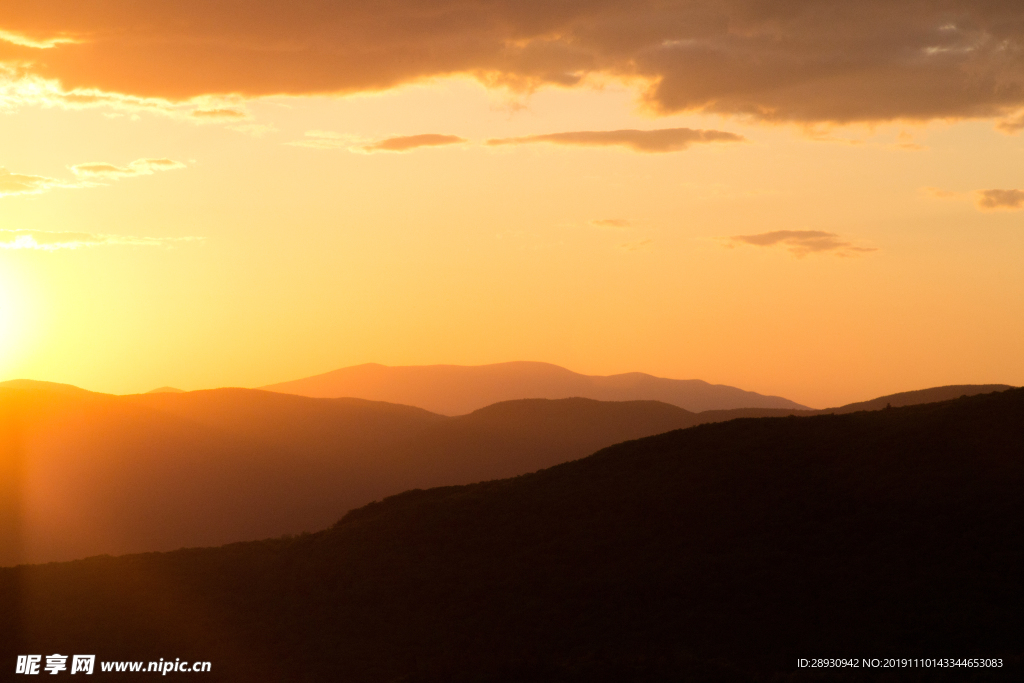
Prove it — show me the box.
[1,1,1022,408]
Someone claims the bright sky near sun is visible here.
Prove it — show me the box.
[0,1,1022,408]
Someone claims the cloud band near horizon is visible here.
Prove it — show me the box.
[488,128,743,152]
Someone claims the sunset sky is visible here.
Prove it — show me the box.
[0,0,1021,408]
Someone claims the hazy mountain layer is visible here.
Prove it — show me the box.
[261,361,809,414]
[2,388,1020,682]
[1,380,1013,565]
[0,382,704,565]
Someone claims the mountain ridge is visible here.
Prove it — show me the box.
[259,361,809,414]
[0,378,1015,566]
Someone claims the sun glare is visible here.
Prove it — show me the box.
[0,287,13,358]
[0,271,28,366]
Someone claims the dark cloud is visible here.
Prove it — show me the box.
[1,1,1021,124]
[976,189,1024,210]
[488,127,743,152]
[730,230,877,257]
[362,134,466,152]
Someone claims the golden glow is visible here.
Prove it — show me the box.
[0,1,1022,409]
[0,267,27,365]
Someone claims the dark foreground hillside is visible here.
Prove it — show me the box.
[2,389,1022,682]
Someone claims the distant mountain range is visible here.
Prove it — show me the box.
[0,378,1011,565]
[3,388,1020,682]
[260,361,810,414]
[0,382,717,565]
[0,379,1013,566]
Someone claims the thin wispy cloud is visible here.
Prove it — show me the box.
[362,134,466,153]
[0,168,72,197]
[0,229,203,251]
[0,29,78,49]
[291,131,466,152]
[996,112,1024,134]
[70,158,186,179]
[487,128,743,153]
[976,189,1024,210]
[0,70,251,124]
[288,130,352,150]
[729,230,877,258]
[2,2,1021,125]
[191,108,246,119]
[0,159,186,200]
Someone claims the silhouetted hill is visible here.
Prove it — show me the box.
[145,386,184,393]
[261,361,808,414]
[2,389,1019,682]
[827,384,1015,413]
[0,382,705,565]
[2,380,1016,565]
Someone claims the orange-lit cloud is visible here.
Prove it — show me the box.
[0,167,70,196]
[488,128,743,153]
[0,29,78,49]
[0,69,248,123]
[1,1,1020,124]
[996,112,1024,134]
[976,189,1024,210]
[291,131,466,153]
[362,134,466,152]
[70,158,185,179]
[0,159,184,200]
[0,229,202,250]
[730,230,877,258]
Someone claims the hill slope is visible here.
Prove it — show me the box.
[0,382,705,565]
[261,361,808,414]
[827,383,1014,413]
[2,388,1020,682]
